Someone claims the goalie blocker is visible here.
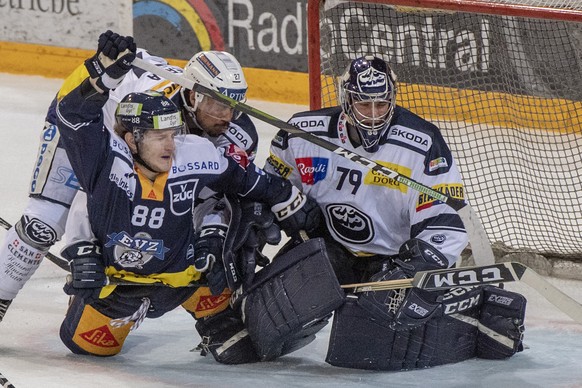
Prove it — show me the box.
[326,285,526,370]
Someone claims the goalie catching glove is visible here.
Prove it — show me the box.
[62,241,108,305]
[357,238,449,330]
[85,30,136,93]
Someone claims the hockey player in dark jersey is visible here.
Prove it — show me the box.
[264,56,527,370]
[54,32,320,356]
[0,46,260,322]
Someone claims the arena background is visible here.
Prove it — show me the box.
[0,0,310,104]
[1,0,580,106]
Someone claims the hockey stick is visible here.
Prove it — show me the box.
[0,371,16,388]
[342,261,582,324]
[132,57,494,266]
[0,216,70,271]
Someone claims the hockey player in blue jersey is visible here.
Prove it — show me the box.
[0,41,260,322]
[264,55,527,370]
[53,33,323,356]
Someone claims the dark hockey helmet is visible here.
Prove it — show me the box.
[115,90,185,142]
[338,56,397,153]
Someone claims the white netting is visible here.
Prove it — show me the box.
[313,0,582,261]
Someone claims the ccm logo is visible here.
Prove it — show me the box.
[275,192,305,220]
[431,267,504,288]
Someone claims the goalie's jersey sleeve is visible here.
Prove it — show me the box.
[264,106,468,265]
[55,82,291,281]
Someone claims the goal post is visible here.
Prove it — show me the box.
[307,0,582,264]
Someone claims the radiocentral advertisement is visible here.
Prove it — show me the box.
[1,0,579,104]
[132,0,308,72]
[0,0,311,104]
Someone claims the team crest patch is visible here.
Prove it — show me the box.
[106,231,169,269]
[168,179,198,216]
[431,234,447,245]
[326,203,374,244]
[295,157,328,185]
[21,216,58,246]
[429,157,448,171]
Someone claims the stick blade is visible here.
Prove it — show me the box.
[458,205,494,266]
[412,262,522,291]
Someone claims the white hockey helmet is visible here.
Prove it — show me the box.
[180,51,247,121]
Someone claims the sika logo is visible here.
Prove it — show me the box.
[196,294,230,312]
[295,157,328,184]
[79,325,119,348]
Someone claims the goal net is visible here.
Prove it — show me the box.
[308,0,582,263]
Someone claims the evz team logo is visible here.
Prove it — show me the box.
[106,231,169,269]
[168,179,198,216]
[326,204,374,244]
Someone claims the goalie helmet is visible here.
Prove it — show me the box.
[115,90,184,142]
[180,51,247,121]
[339,56,397,153]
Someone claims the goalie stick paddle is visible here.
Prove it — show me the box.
[342,261,582,324]
[132,57,494,266]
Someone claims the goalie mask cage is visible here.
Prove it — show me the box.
[308,0,582,261]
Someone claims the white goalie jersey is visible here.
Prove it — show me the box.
[264,106,469,265]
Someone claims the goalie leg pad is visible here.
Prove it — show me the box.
[327,296,441,370]
[243,238,345,361]
[430,310,480,366]
[327,295,401,370]
[327,288,484,370]
[477,286,526,359]
[195,307,260,364]
[60,296,131,356]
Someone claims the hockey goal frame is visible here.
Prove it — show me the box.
[307,0,582,109]
[306,0,582,271]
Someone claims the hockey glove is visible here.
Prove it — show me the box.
[358,238,449,330]
[194,224,228,295]
[62,241,107,305]
[233,201,282,286]
[395,238,450,276]
[271,186,321,237]
[85,30,136,93]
